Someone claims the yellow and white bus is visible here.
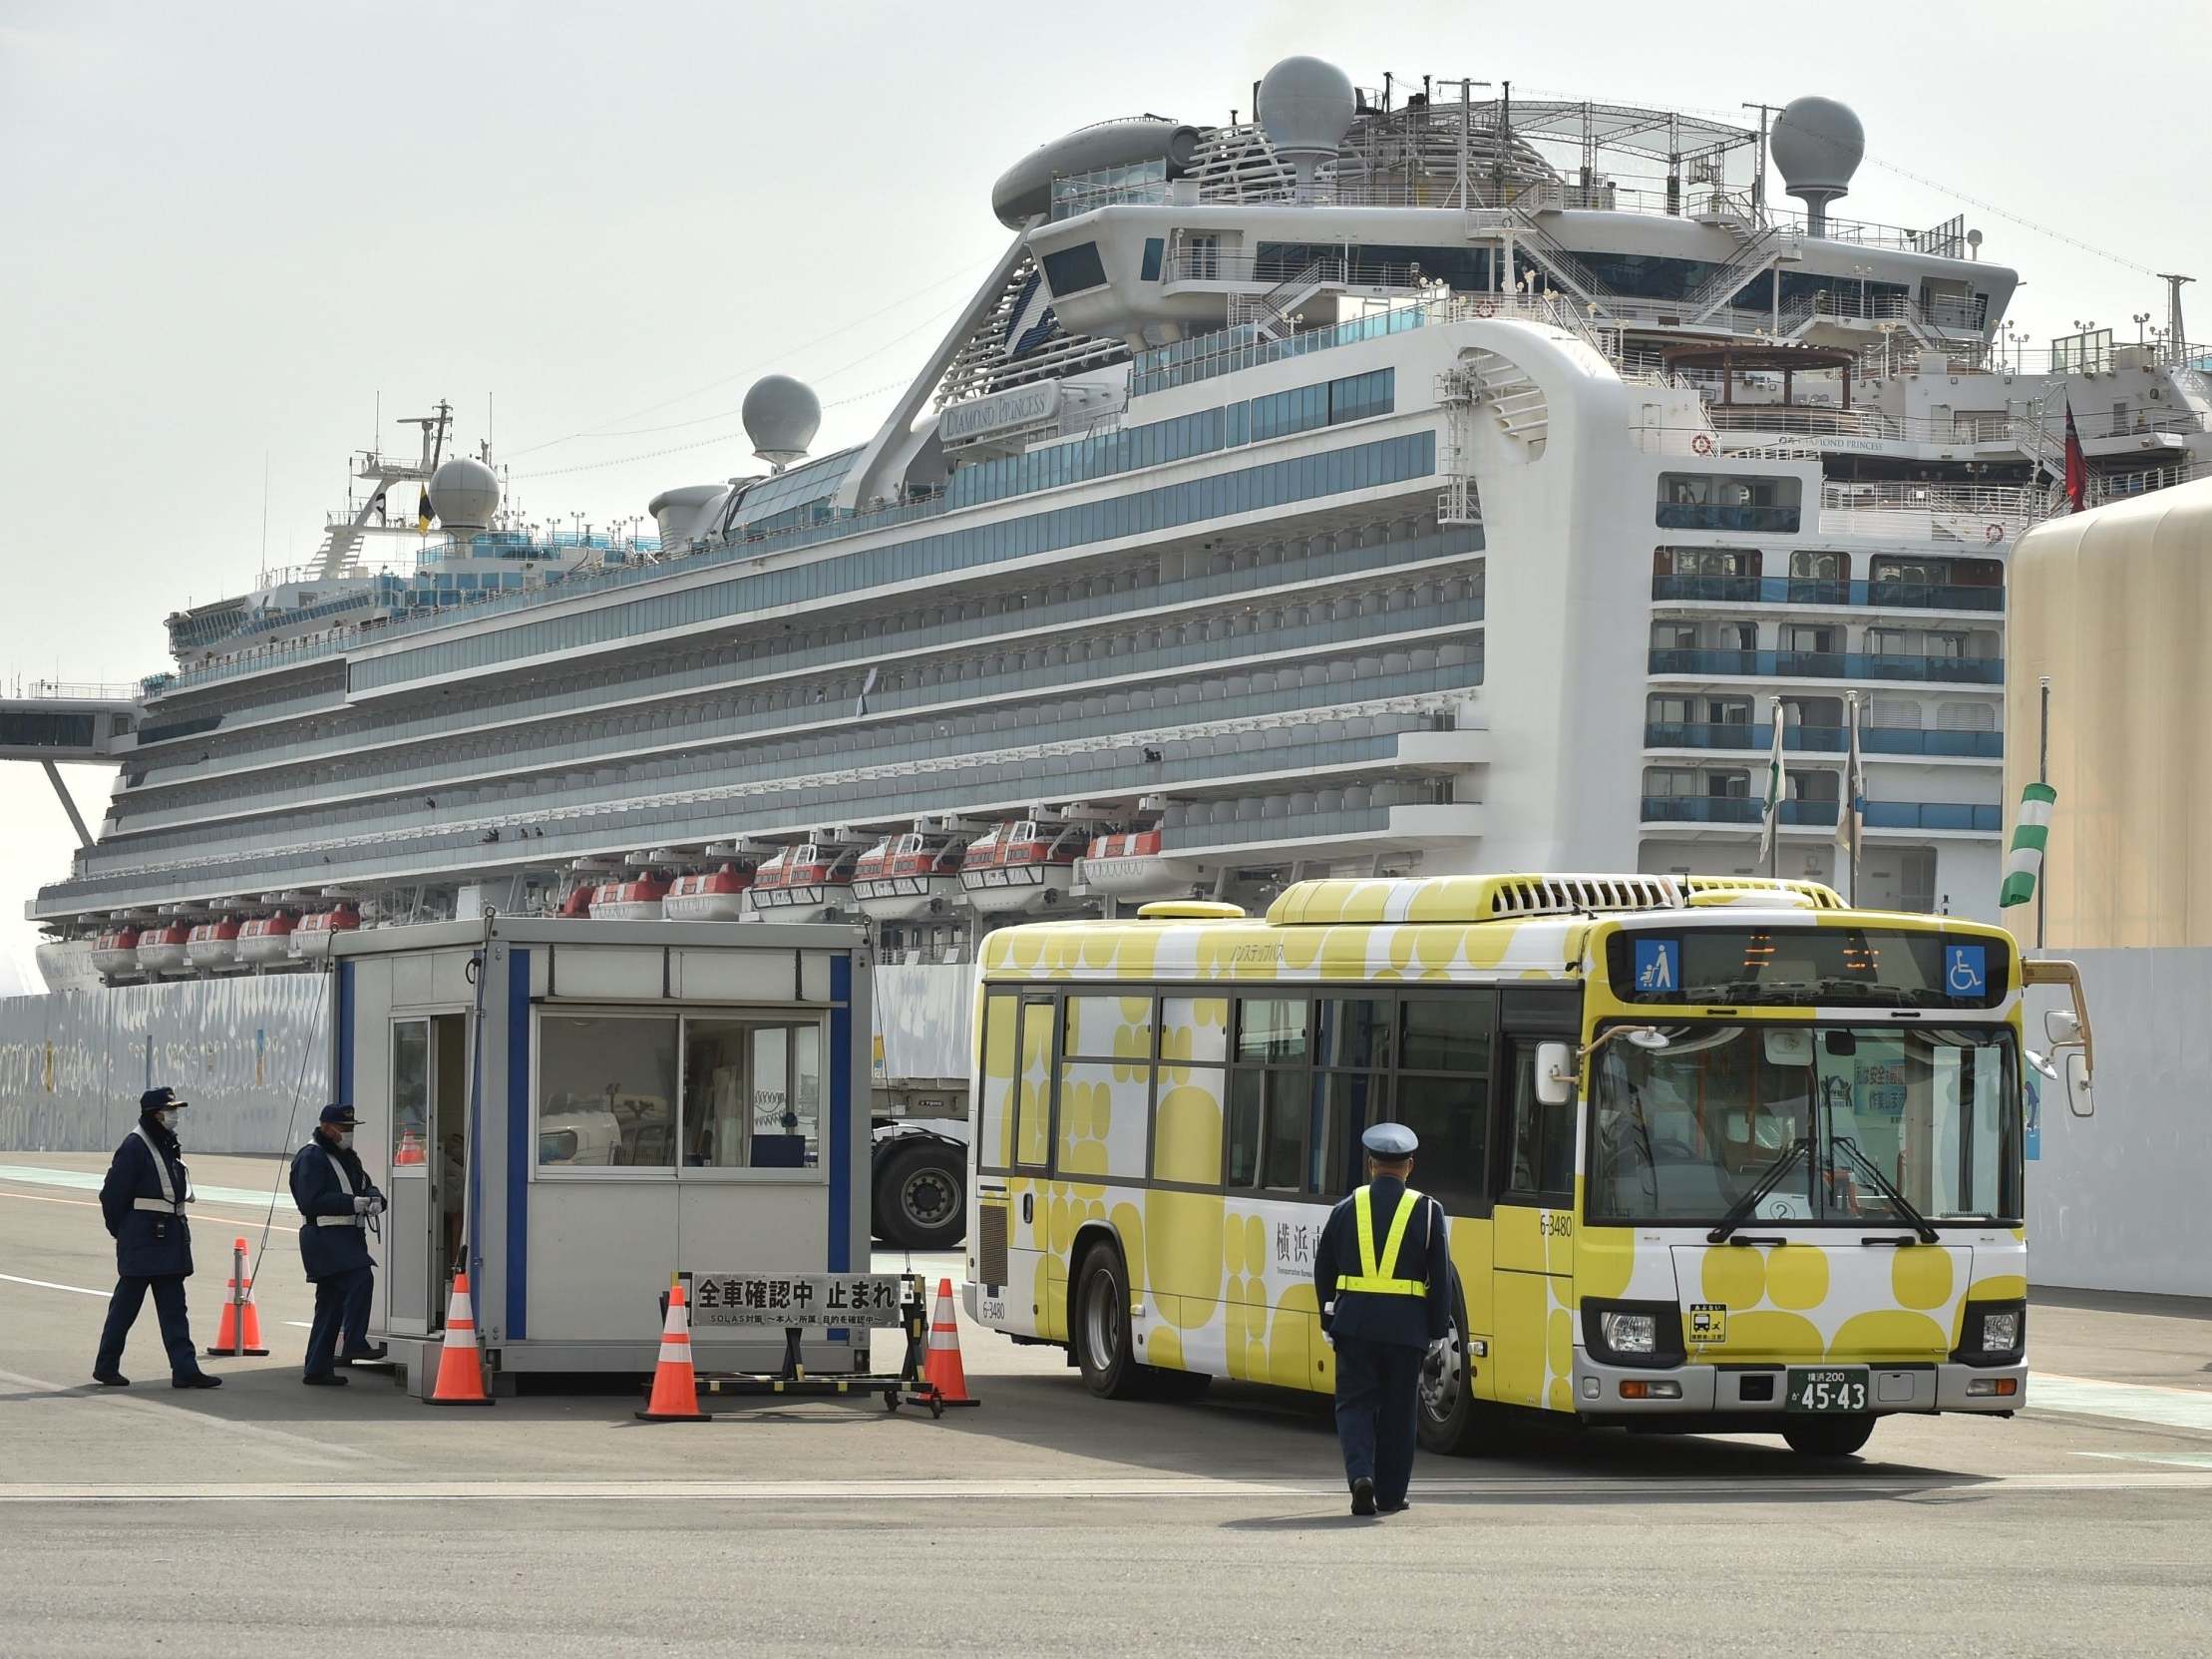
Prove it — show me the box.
[960,873,2092,1457]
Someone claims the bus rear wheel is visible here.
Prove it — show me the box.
[1417,1275,1489,1456]
[1781,1415,1876,1458]
[1073,1243,1144,1400]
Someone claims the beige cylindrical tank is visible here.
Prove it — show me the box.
[2007,477,2212,947]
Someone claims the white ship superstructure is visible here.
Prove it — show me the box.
[14,57,2208,999]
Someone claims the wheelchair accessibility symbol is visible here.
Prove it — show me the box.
[1945,945,1987,999]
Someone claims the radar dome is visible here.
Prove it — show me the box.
[742,375,821,469]
[428,455,501,531]
[1770,96,1864,230]
[1258,56,1354,181]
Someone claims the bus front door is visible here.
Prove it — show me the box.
[1491,1036,1577,1411]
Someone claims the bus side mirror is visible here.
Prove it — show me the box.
[2044,1009,2081,1047]
[2064,1051,2093,1118]
[1535,1040,1576,1107]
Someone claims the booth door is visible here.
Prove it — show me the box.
[387,1014,471,1337]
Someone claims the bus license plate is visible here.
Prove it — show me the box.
[1786,1368,1869,1413]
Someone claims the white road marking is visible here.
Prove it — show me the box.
[2077,1452,2212,1469]
[0,1163,282,1209]
[0,1272,109,1298]
[2033,1374,2212,1436]
[0,1368,373,1466]
[0,1470,2207,1505]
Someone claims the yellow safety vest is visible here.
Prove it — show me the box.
[1337,1184,1429,1297]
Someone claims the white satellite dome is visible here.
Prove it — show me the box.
[428,455,501,531]
[742,375,822,469]
[1770,96,1864,230]
[1258,56,1355,183]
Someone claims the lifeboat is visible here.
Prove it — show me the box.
[853,832,964,921]
[137,923,192,976]
[1077,828,1206,900]
[959,817,1087,914]
[588,874,669,922]
[553,883,596,920]
[185,918,242,971]
[91,926,144,978]
[292,904,363,959]
[749,842,857,918]
[664,863,752,922]
[236,914,297,967]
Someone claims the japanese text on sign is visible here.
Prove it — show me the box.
[688,1273,908,1329]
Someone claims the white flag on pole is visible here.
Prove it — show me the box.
[1758,698,1786,866]
[1833,693,1865,863]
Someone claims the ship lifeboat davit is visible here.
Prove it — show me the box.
[959,818,1086,914]
[1077,828,1206,900]
[184,918,242,971]
[664,864,752,922]
[236,914,297,967]
[292,904,363,959]
[588,875,670,922]
[853,832,964,921]
[749,842,856,919]
[91,926,144,978]
[137,923,192,977]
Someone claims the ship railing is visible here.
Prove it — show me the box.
[9,678,141,702]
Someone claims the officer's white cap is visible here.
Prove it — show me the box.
[1362,1122,1418,1157]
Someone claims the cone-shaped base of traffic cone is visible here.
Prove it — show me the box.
[206,1254,270,1356]
[425,1272,495,1406]
[918,1276,980,1407]
[635,1281,711,1422]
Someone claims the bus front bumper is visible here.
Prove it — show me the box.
[1573,1354,2028,1422]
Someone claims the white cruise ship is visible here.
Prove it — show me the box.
[13,56,2208,1005]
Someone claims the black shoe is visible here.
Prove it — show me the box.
[172,1374,222,1390]
[339,1343,389,1364]
[302,1372,349,1387]
[91,1371,130,1388]
[1378,1499,1410,1514]
[1349,1476,1377,1517]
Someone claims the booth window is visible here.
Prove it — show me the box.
[538,1011,826,1176]
[391,1020,430,1175]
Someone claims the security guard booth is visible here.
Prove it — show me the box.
[329,916,872,1399]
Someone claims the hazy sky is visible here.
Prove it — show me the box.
[4,0,2208,991]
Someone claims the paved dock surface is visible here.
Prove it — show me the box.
[3,1152,2208,1655]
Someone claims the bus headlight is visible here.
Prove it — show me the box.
[1953,1298,2027,1366]
[1600,1312,1658,1355]
[1979,1310,2022,1354]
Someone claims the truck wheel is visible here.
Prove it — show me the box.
[874,1141,964,1250]
[1781,1415,1876,1458]
[1073,1243,1143,1400]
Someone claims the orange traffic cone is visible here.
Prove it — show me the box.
[205,1237,269,1357]
[919,1276,980,1408]
[425,1271,494,1406]
[635,1280,709,1423]
[394,1129,426,1166]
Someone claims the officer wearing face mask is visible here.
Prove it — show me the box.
[93,1086,222,1389]
[290,1103,389,1385]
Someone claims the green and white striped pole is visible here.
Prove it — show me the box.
[2000,781,2055,914]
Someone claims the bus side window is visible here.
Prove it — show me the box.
[1503,1044,1573,1199]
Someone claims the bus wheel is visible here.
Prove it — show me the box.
[1781,1415,1876,1458]
[1417,1276,1486,1456]
[875,1141,964,1251]
[1073,1244,1144,1400]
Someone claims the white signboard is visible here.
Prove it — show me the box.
[688,1272,908,1329]
[939,381,1061,447]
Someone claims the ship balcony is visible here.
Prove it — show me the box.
[1644,721,2002,762]
[1651,576,2004,614]
[1648,647,2003,686]
[1639,796,2002,836]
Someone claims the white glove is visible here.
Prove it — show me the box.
[354,1195,382,1215]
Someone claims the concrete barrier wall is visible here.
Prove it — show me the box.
[2026,947,2212,1298]
[0,976,333,1155]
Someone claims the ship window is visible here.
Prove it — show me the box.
[1040,241,1108,296]
[1140,237,1164,281]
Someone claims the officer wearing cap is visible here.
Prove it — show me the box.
[290,1103,389,1385]
[1314,1121,1450,1516]
[93,1086,221,1389]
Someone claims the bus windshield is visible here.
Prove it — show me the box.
[1588,1023,2022,1227]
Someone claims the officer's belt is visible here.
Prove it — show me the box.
[313,1214,365,1228]
[132,1197,187,1215]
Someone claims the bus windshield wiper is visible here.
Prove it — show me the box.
[1707,1137,1808,1243]
[1829,1135,1941,1244]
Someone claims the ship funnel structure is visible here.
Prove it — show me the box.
[428,455,502,532]
[1769,95,1864,235]
[742,374,821,472]
[1258,55,1355,198]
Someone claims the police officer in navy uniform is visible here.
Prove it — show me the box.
[290,1104,389,1385]
[93,1086,221,1389]
[1314,1122,1450,1516]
